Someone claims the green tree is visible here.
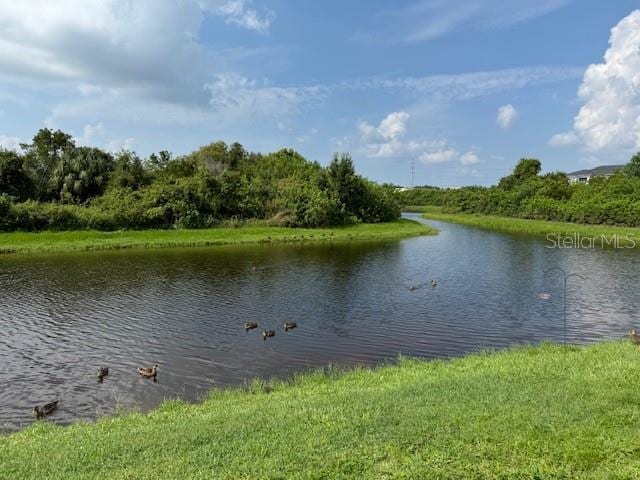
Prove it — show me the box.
[50,147,115,203]
[0,149,33,200]
[187,141,242,174]
[21,128,75,200]
[109,151,148,190]
[498,158,541,190]
[624,152,640,178]
[147,151,172,173]
[325,153,366,219]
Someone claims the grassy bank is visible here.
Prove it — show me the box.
[2,341,640,478]
[0,219,434,255]
[401,205,443,213]
[422,208,640,247]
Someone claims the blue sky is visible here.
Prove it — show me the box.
[0,1,639,186]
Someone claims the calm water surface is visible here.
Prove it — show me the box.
[2,214,639,431]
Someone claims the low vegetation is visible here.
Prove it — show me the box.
[422,208,640,247]
[401,205,441,213]
[0,129,401,232]
[400,153,640,228]
[0,219,433,255]
[2,341,639,479]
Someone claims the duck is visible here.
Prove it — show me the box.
[408,285,417,291]
[630,330,640,345]
[138,364,159,380]
[97,367,109,382]
[431,279,437,288]
[244,322,258,331]
[262,330,275,340]
[283,322,297,332]
[32,400,58,420]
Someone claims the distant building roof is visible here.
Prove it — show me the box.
[567,165,625,177]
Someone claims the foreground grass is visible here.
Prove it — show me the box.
[0,219,433,255]
[422,208,640,247]
[2,342,640,479]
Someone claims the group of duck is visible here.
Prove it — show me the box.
[32,364,160,420]
[245,321,297,340]
[407,279,437,291]
[32,323,639,420]
[33,322,297,420]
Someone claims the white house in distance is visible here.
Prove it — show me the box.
[567,165,625,183]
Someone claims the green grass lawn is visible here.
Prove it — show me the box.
[422,208,640,248]
[0,219,434,255]
[2,341,640,479]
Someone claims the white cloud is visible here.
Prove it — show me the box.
[358,111,410,144]
[419,149,480,166]
[355,0,575,44]
[548,131,579,147]
[0,0,585,150]
[358,111,480,167]
[419,149,458,164]
[357,111,443,158]
[204,73,325,120]
[75,122,135,152]
[0,134,21,151]
[550,10,640,152]
[202,0,275,34]
[378,111,410,140]
[349,66,583,102]
[496,104,519,129]
[459,151,480,165]
[0,0,280,125]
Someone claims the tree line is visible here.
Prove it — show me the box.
[400,153,640,227]
[0,129,400,231]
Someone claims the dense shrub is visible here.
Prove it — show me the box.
[402,154,640,228]
[397,186,447,206]
[0,129,402,231]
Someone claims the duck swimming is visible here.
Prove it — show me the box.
[263,330,275,340]
[97,367,109,382]
[138,365,159,380]
[32,400,58,420]
[244,322,258,331]
[283,322,297,332]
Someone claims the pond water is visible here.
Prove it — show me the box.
[2,214,639,432]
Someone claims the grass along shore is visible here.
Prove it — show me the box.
[402,205,443,213]
[421,208,640,248]
[2,341,640,479]
[0,219,434,255]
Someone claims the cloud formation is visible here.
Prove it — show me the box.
[358,111,480,168]
[550,10,640,152]
[355,0,574,44]
[0,0,277,124]
[76,122,135,152]
[496,104,519,129]
[358,111,441,158]
[203,0,274,34]
[349,66,582,102]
